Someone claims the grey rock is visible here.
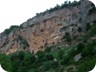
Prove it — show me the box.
[74,53,81,62]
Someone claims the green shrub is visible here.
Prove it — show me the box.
[77,59,95,72]
[64,32,71,42]
[60,26,67,32]
[17,51,25,60]
[88,6,95,15]
[51,61,59,69]
[7,51,37,72]
[44,46,52,52]
[69,48,78,57]
[77,43,85,53]
[46,54,54,61]
[3,29,10,35]
[0,53,12,71]
[36,51,47,62]
[82,42,96,57]
[17,66,28,72]
[23,54,36,65]
[77,27,82,32]
[60,55,70,65]
[16,35,30,49]
[57,50,64,60]
[81,47,90,57]
[89,24,96,36]
[3,25,22,35]
[86,23,91,31]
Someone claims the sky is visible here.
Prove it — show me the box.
[0,0,95,33]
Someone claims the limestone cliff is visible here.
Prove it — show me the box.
[0,0,96,54]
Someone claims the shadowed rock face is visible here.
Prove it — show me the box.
[0,0,96,54]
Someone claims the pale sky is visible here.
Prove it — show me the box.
[0,0,95,33]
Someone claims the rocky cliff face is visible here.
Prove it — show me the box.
[0,0,96,54]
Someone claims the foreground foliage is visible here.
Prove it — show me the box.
[0,35,96,72]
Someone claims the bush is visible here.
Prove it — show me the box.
[17,51,25,60]
[57,50,64,60]
[81,47,90,57]
[36,51,47,62]
[46,54,54,61]
[77,27,82,32]
[23,54,36,65]
[86,23,91,31]
[88,6,95,15]
[77,59,95,72]
[16,35,30,49]
[0,53,12,71]
[3,25,22,35]
[10,53,18,61]
[60,26,67,32]
[60,55,70,65]
[17,66,28,72]
[44,46,52,52]
[82,42,96,57]
[77,43,85,53]
[89,24,96,36]
[65,32,71,42]
[51,61,59,69]
[8,51,37,72]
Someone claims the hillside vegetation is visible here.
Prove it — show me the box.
[0,24,96,72]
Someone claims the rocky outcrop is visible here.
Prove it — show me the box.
[74,53,81,62]
[0,0,96,54]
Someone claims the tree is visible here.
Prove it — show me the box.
[0,53,12,72]
[46,54,54,61]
